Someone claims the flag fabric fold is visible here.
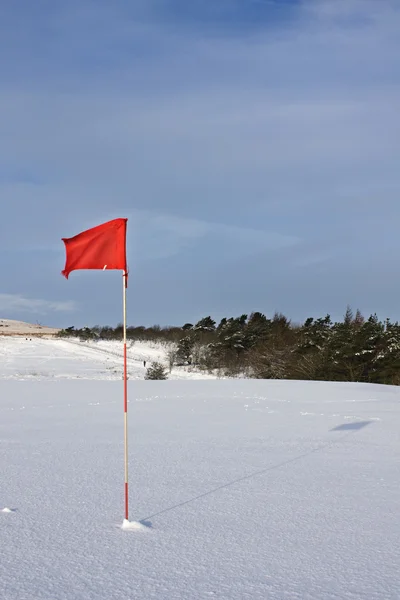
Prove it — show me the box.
[62,218,128,281]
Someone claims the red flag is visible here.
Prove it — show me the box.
[62,218,128,280]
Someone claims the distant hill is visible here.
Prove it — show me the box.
[0,319,60,337]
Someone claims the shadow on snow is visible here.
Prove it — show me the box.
[331,420,372,432]
[141,421,374,522]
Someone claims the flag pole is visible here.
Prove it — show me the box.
[123,270,129,522]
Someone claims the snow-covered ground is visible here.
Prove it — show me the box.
[1,375,400,599]
[0,336,214,380]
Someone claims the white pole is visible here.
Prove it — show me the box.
[123,270,129,521]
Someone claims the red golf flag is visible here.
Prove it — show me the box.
[62,218,128,281]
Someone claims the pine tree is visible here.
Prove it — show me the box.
[145,362,168,380]
[367,318,400,384]
[217,318,227,330]
[194,317,216,332]
[294,315,333,380]
[348,314,384,382]
[328,317,360,382]
[176,336,194,365]
[344,306,354,326]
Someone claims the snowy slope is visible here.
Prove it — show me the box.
[0,336,214,380]
[1,378,400,599]
[0,318,60,336]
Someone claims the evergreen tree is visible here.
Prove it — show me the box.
[354,314,385,382]
[343,306,354,326]
[176,336,194,365]
[145,362,168,380]
[327,317,360,382]
[375,320,400,384]
[294,315,333,380]
[217,318,227,330]
[194,317,216,332]
[299,315,332,352]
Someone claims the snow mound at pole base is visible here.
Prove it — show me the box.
[121,519,150,531]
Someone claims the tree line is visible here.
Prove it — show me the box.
[57,307,400,385]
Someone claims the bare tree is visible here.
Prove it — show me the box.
[167,344,177,373]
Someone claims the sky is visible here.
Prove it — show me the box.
[1,0,400,328]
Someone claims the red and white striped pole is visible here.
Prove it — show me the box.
[122,270,129,522]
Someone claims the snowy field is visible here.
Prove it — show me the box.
[0,336,214,380]
[1,370,400,599]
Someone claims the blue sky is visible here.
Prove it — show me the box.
[1,0,400,328]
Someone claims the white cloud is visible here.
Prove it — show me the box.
[304,0,397,21]
[0,294,77,314]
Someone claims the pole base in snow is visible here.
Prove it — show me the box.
[121,519,148,531]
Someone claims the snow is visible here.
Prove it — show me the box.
[1,343,400,598]
[0,336,214,380]
[121,519,150,531]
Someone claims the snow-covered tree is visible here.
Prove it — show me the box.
[145,362,168,380]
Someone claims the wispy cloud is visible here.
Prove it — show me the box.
[128,209,300,261]
[0,294,77,315]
